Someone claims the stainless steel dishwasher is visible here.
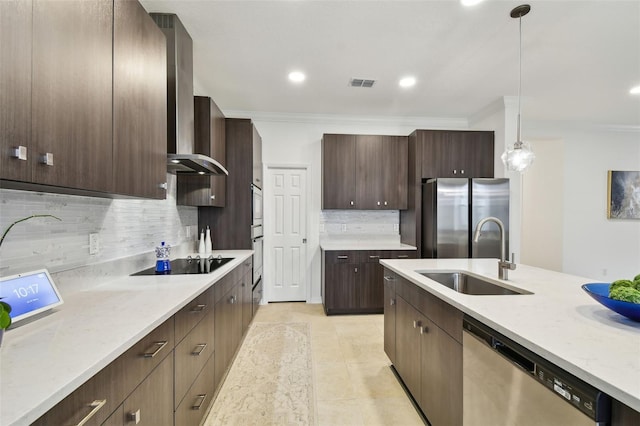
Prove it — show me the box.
[463,316,611,426]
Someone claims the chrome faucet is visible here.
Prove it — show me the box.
[473,216,516,280]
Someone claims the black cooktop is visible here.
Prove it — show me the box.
[132,256,234,276]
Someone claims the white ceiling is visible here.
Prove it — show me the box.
[140,0,640,127]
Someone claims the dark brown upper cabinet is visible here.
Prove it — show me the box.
[177,96,226,206]
[113,0,167,199]
[30,0,114,192]
[322,134,408,210]
[1,0,167,199]
[0,0,33,183]
[419,130,494,179]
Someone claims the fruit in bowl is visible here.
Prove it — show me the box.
[609,275,640,303]
[582,274,640,322]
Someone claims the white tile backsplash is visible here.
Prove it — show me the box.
[0,174,197,276]
[319,210,400,244]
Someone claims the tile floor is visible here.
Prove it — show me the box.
[205,302,424,426]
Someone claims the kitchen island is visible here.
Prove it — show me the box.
[0,250,253,426]
[380,258,640,418]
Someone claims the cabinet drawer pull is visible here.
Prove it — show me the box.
[189,304,207,313]
[383,275,395,281]
[369,255,380,259]
[377,201,381,206]
[74,399,107,426]
[191,394,207,410]
[390,298,396,306]
[230,295,236,304]
[141,341,168,358]
[336,255,348,259]
[420,325,428,335]
[127,409,141,424]
[413,320,421,329]
[384,201,388,206]
[396,255,409,258]
[461,169,465,175]
[350,200,354,206]
[191,343,208,356]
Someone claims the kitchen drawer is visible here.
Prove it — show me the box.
[122,353,174,425]
[119,317,175,400]
[174,309,215,408]
[32,357,123,426]
[175,285,215,344]
[396,275,462,343]
[174,349,216,426]
[214,268,238,304]
[325,251,361,264]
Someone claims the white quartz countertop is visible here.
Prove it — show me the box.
[380,258,640,411]
[0,250,253,426]
[320,241,417,251]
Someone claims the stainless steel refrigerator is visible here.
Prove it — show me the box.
[422,178,509,259]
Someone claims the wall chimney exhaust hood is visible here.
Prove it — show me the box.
[151,13,228,176]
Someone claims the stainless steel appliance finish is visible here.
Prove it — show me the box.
[151,13,227,176]
[251,183,264,308]
[422,178,509,259]
[463,316,610,426]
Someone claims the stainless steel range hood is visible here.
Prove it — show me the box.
[151,13,228,176]
[167,153,228,175]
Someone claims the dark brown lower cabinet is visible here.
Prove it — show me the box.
[322,249,416,315]
[34,259,256,426]
[383,270,397,364]
[389,269,462,426]
[175,351,216,426]
[121,354,174,425]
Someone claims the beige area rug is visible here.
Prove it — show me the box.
[205,322,316,426]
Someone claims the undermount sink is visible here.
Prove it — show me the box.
[419,271,532,296]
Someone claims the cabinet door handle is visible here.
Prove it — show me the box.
[390,298,396,306]
[74,399,107,426]
[384,201,388,206]
[11,146,27,160]
[413,320,421,329]
[191,394,207,410]
[453,169,457,174]
[354,267,358,273]
[369,255,380,259]
[337,255,348,259]
[127,409,141,424]
[210,194,216,200]
[420,325,428,335]
[350,200,354,206]
[461,169,465,175]
[384,275,395,281]
[159,182,168,190]
[191,343,208,356]
[396,255,409,258]
[40,152,54,166]
[377,201,381,206]
[141,341,168,358]
[189,304,207,313]
[230,295,236,304]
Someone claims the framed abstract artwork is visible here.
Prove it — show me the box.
[607,170,640,219]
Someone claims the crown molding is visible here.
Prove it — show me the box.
[222,110,469,129]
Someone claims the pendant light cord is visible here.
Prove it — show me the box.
[517,13,523,144]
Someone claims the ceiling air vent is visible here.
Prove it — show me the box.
[349,78,376,88]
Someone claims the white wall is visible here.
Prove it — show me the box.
[528,125,640,280]
[521,139,565,271]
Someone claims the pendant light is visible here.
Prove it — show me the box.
[501,4,535,173]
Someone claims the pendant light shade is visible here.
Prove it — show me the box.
[502,4,535,173]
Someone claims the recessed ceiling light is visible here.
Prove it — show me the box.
[461,0,485,6]
[288,71,306,83]
[630,85,640,95]
[399,76,416,88]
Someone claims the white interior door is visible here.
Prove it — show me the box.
[267,167,308,301]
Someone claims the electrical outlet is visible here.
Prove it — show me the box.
[341,224,347,232]
[89,233,99,255]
